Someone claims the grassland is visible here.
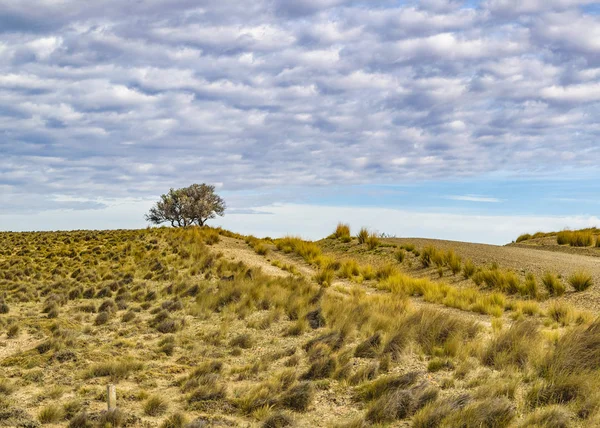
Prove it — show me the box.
[1,226,599,427]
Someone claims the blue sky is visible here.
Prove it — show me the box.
[1,0,600,244]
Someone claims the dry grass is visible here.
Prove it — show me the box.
[2,227,600,426]
[568,270,593,292]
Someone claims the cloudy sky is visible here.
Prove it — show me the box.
[1,0,599,243]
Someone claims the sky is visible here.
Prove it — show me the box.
[1,0,600,244]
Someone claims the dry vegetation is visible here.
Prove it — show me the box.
[1,225,599,427]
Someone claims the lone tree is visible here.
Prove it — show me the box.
[146,183,226,227]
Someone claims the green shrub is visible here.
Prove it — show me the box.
[568,270,593,292]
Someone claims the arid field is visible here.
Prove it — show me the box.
[1,225,600,427]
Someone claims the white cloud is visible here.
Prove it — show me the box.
[446,195,502,203]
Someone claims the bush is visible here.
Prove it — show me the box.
[144,395,168,416]
[87,359,143,380]
[482,321,539,369]
[160,413,188,428]
[334,223,351,240]
[394,249,406,263]
[314,269,334,287]
[557,230,593,247]
[230,333,254,349]
[441,397,515,428]
[357,228,369,245]
[0,302,9,314]
[262,411,294,428]
[568,270,593,292]
[94,311,110,325]
[280,381,314,411]
[462,260,476,279]
[516,233,532,243]
[542,272,565,296]
[38,404,64,424]
[366,234,379,250]
[6,324,19,338]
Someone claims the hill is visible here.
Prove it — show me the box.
[1,227,600,427]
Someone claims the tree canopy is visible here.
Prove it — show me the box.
[145,183,225,227]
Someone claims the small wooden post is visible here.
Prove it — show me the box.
[107,384,117,410]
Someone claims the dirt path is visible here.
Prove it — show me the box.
[213,237,493,327]
[389,238,600,312]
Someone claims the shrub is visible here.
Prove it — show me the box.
[441,397,515,428]
[542,272,565,296]
[547,302,573,325]
[314,269,334,287]
[68,412,92,428]
[87,359,143,380]
[394,249,406,263]
[94,311,110,325]
[355,333,382,358]
[38,404,64,424]
[462,260,476,279]
[542,318,600,378]
[0,302,9,314]
[334,223,351,240]
[357,228,369,244]
[230,333,254,349]
[366,234,379,250]
[7,324,19,338]
[447,251,462,275]
[254,243,269,256]
[280,381,314,411]
[568,270,593,292]
[97,409,125,427]
[516,233,532,243]
[354,372,419,402]
[482,321,539,369]
[160,413,188,428]
[557,230,593,247]
[420,246,437,268]
[521,406,570,428]
[144,395,168,416]
[340,260,361,278]
[262,411,294,428]
[365,390,412,423]
[522,273,539,299]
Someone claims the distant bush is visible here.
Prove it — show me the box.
[334,223,351,240]
[516,233,532,243]
[568,270,593,292]
[557,230,593,247]
[366,234,379,250]
[357,228,369,245]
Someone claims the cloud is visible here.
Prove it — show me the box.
[446,195,502,203]
[0,0,599,218]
